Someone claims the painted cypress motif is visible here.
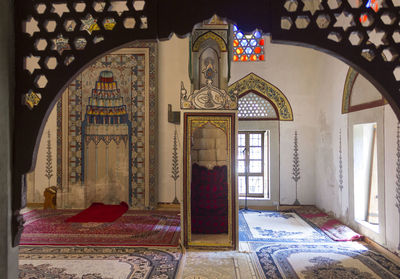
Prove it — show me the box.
[45,130,53,187]
[292,130,301,205]
[339,129,343,192]
[396,123,400,250]
[171,127,179,204]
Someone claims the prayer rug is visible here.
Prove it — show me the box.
[249,241,400,279]
[295,206,362,241]
[19,245,182,279]
[21,209,180,246]
[65,202,129,223]
[182,250,258,279]
[239,210,331,243]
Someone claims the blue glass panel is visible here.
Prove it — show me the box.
[240,40,248,46]
[254,31,261,38]
[233,25,238,32]
[236,32,243,39]
[245,47,252,54]
[250,39,257,46]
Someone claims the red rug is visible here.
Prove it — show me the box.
[295,206,363,241]
[21,209,180,246]
[65,202,129,223]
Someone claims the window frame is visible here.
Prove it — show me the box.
[238,131,266,198]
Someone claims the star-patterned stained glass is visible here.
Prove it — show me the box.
[232,25,264,62]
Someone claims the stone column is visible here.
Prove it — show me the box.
[0,0,19,277]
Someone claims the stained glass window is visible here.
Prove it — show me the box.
[232,25,264,62]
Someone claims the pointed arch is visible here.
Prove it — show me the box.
[192,31,227,52]
[342,67,386,114]
[228,73,293,121]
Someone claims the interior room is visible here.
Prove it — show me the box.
[4,0,400,278]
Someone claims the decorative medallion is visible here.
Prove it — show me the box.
[24,91,42,109]
[180,80,237,110]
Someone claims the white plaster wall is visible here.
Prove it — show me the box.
[26,104,58,203]
[384,104,399,252]
[314,51,400,253]
[313,53,349,218]
[230,37,321,205]
[157,35,191,203]
[350,73,382,106]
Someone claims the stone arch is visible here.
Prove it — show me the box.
[229,73,293,121]
[12,0,400,245]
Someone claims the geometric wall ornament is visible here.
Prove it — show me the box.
[229,73,293,121]
[56,42,158,210]
[238,92,278,120]
[232,25,264,62]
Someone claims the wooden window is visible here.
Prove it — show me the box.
[238,131,267,198]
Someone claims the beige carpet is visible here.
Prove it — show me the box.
[182,250,259,279]
[19,246,182,279]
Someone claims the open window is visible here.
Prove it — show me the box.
[353,123,379,229]
[349,107,386,244]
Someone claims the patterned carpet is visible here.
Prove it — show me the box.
[239,209,331,242]
[21,209,180,246]
[249,241,400,279]
[295,206,362,241]
[19,246,182,279]
[240,209,400,279]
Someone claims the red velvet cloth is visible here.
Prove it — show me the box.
[191,163,228,234]
[191,215,228,234]
[65,202,129,223]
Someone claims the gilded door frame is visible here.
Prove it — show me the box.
[183,112,236,249]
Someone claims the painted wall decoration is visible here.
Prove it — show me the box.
[81,70,132,206]
[183,17,236,111]
[228,73,293,121]
[56,42,158,209]
[396,122,400,250]
[292,130,301,205]
[171,127,179,204]
[238,92,278,120]
[342,67,386,114]
[180,80,237,110]
[339,129,344,192]
[45,130,53,188]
